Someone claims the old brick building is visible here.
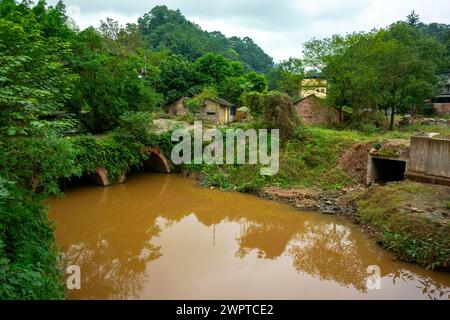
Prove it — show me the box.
[432,71,450,115]
[194,98,237,124]
[294,95,338,126]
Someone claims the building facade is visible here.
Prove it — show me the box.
[195,98,236,124]
[165,97,237,124]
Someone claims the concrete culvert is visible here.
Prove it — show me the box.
[367,157,407,185]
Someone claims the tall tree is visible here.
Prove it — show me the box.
[268,58,304,97]
[303,25,444,130]
[407,10,420,27]
[0,1,77,137]
[158,54,199,104]
[194,52,238,86]
[379,23,442,129]
[68,27,161,133]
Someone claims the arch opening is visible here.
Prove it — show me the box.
[142,147,171,173]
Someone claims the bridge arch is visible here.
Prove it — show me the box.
[90,167,127,187]
[89,146,171,186]
[142,146,171,174]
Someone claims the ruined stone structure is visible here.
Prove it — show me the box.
[194,98,236,124]
[165,97,237,124]
[166,97,188,116]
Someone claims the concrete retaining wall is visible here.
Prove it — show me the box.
[406,135,450,186]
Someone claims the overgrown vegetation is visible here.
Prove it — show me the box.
[0,178,64,299]
[303,14,449,130]
[184,125,356,192]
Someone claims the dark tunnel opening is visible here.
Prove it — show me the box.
[371,158,407,183]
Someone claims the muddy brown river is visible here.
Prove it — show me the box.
[49,173,450,300]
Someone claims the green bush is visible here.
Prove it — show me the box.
[351,111,388,133]
[383,228,449,270]
[0,178,64,300]
[118,112,154,138]
[0,138,79,196]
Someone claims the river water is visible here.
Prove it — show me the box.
[49,173,450,300]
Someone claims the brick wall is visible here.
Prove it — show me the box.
[294,96,337,126]
[434,103,450,115]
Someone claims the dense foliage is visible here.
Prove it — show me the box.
[0,176,64,300]
[0,1,77,137]
[1,1,275,135]
[241,91,300,140]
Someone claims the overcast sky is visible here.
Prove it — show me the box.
[47,0,450,61]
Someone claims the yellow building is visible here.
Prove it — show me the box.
[300,78,327,99]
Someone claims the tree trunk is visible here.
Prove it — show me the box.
[389,106,396,131]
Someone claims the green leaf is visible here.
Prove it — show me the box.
[7,127,17,136]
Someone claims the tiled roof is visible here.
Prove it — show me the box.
[210,97,236,107]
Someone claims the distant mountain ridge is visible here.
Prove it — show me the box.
[137,5,274,73]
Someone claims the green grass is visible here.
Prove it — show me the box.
[308,124,450,142]
[185,123,450,192]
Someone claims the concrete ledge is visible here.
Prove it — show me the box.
[406,172,450,187]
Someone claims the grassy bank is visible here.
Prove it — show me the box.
[352,182,450,270]
[183,125,359,192]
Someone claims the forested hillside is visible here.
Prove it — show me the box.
[138,5,274,73]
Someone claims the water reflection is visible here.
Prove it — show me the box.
[50,173,450,300]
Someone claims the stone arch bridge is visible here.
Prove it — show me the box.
[91,146,172,186]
